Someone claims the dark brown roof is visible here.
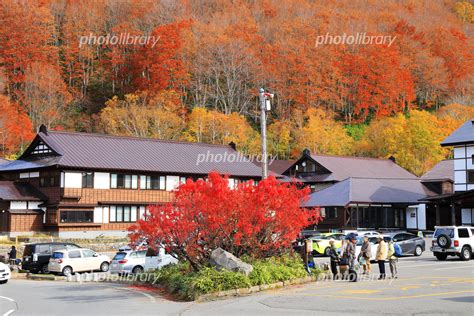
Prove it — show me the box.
[421,160,454,182]
[2,130,262,177]
[0,181,46,201]
[253,159,295,177]
[304,177,437,207]
[310,154,417,181]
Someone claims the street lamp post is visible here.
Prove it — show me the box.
[259,88,274,179]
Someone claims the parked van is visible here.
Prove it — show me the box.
[22,242,80,273]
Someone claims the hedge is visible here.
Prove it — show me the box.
[150,254,320,300]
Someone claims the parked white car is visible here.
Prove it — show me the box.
[0,262,11,284]
[357,231,380,237]
[48,248,111,276]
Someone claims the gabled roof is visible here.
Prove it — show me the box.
[0,181,46,202]
[1,129,263,177]
[303,177,437,207]
[310,154,417,181]
[441,120,474,146]
[421,160,454,182]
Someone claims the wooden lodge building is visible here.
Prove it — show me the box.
[0,125,262,237]
[277,150,439,231]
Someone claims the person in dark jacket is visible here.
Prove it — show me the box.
[8,246,17,265]
[328,239,340,280]
[344,236,356,270]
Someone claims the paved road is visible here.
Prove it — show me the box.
[1,251,473,315]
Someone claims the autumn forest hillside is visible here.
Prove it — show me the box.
[0,0,473,175]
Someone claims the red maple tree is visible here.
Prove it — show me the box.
[129,172,320,270]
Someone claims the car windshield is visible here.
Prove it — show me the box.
[113,252,127,260]
[434,228,454,238]
[51,252,63,259]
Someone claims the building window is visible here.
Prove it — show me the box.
[180,177,187,184]
[60,211,93,223]
[111,174,138,189]
[467,170,474,184]
[324,207,337,219]
[32,142,52,155]
[139,175,166,190]
[110,205,136,223]
[82,172,94,188]
[40,171,59,187]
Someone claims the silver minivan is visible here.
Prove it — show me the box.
[110,250,146,274]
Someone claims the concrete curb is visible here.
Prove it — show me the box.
[195,274,325,302]
[26,273,66,281]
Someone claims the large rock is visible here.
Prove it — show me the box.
[210,248,253,276]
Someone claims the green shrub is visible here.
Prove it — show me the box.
[150,254,319,300]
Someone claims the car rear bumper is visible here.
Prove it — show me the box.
[431,246,461,254]
[110,264,132,274]
[47,263,63,273]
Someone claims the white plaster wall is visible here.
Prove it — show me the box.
[102,207,109,224]
[94,172,110,189]
[94,207,103,223]
[10,201,27,209]
[64,172,82,188]
[166,176,180,191]
[453,146,465,159]
[455,170,466,184]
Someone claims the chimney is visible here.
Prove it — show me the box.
[389,156,396,163]
[228,142,236,150]
[38,124,48,135]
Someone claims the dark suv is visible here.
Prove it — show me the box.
[22,243,81,273]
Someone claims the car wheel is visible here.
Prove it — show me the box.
[100,262,109,272]
[414,246,423,256]
[132,266,144,274]
[460,247,471,261]
[41,264,49,274]
[324,247,331,257]
[62,266,73,277]
[437,234,451,249]
[435,253,447,261]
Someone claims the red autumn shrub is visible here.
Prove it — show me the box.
[129,172,321,270]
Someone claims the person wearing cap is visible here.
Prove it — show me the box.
[375,235,388,280]
[328,239,340,280]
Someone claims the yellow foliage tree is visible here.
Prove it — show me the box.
[454,1,474,23]
[436,103,474,138]
[184,107,259,153]
[357,111,448,176]
[268,120,292,159]
[99,93,185,140]
[293,108,354,156]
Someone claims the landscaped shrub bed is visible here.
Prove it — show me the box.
[151,255,320,300]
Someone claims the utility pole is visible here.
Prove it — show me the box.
[259,88,273,179]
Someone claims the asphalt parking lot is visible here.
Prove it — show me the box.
[0,250,473,315]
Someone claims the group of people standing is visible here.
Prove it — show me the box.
[329,235,398,281]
